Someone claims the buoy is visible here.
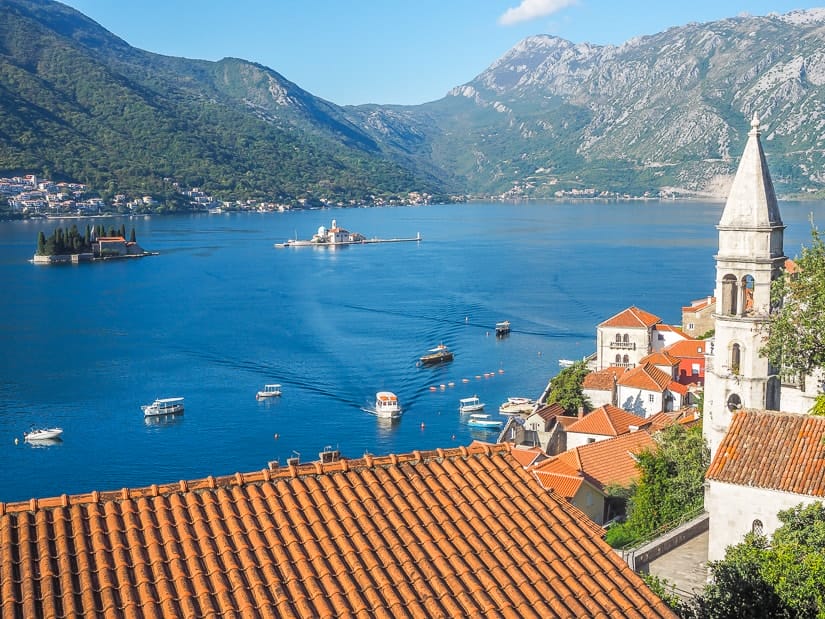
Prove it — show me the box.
[499,369,504,374]
[420,422,425,429]
[273,433,279,440]
[462,378,470,383]
[451,435,456,440]
[14,437,19,445]
[448,382,455,387]
[429,386,437,391]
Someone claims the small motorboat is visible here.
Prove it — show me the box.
[363,391,402,419]
[420,343,453,365]
[24,427,63,441]
[495,320,511,336]
[141,397,184,416]
[459,396,485,413]
[467,414,503,429]
[256,384,282,399]
[499,397,535,415]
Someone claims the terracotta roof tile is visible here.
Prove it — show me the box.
[0,444,675,618]
[664,338,706,359]
[583,366,627,391]
[536,432,657,489]
[682,296,715,312]
[566,404,646,437]
[599,306,662,329]
[618,363,673,392]
[640,351,680,367]
[706,410,825,496]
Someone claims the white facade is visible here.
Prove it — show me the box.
[597,326,651,370]
[705,480,824,561]
[703,116,785,458]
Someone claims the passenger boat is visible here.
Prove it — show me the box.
[24,427,63,441]
[467,414,503,429]
[495,320,511,336]
[420,343,453,365]
[499,397,535,415]
[363,391,402,419]
[256,384,282,399]
[458,396,485,413]
[141,397,184,416]
[558,359,575,368]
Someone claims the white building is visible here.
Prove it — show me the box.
[595,306,662,370]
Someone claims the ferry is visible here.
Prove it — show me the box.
[363,391,402,419]
[141,397,184,416]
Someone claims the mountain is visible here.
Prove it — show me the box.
[0,0,451,203]
[2,0,825,201]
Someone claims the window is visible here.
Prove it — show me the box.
[722,274,738,315]
[615,354,621,363]
[691,363,700,376]
[615,334,622,343]
[752,519,764,536]
[687,322,695,330]
[731,343,741,375]
[587,438,596,444]
[623,355,630,364]
[658,334,664,341]
[648,394,655,402]
[623,333,629,343]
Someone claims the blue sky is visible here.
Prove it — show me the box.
[61,1,823,106]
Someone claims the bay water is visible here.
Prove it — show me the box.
[1,200,823,503]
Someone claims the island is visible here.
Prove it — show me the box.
[32,224,156,264]
[274,219,421,248]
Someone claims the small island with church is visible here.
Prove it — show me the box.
[32,223,156,264]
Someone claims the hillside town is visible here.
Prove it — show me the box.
[2,115,824,617]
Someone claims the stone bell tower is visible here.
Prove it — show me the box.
[703,115,786,458]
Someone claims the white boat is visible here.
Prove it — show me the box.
[24,427,63,441]
[495,320,511,336]
[467,414,503,429]
[141,397,184,416]
[558,359,575,368]
[459,396,485,413]
[256,384,282,399]
[499,397,535,415]
[420,343,453,365]
[363,391,402,419]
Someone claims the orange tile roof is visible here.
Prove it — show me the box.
[566,404,645,437]
[530,402,566,422]
[599,306,662,329]
[0,444,676,618]
[653,324,684,335]
[533,460,588,499]
[640,352,680,368]
[583,367,627,391]
[537,432,658,490]
[618,363,673,392]
[506,444,546,468]
[664,338,706,359]
[706,410,825,497]
[682,296,715,312]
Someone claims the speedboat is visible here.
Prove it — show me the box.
[256,384,282,399]
[364,391,402,419]
[495,320,511,336]
[459,396,485,413]
[467,414,503,429]
[141,397,184,416]
[420,343,453,365]
[24,427,63,441]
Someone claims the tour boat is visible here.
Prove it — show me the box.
[420,343,453,365]
[141,397,184,416]
[495,320,511,336]
[24,427,63,441]
[363,391,402,419]
[256,384,282,399]
[458,396,485,414]
[467,414,503,429]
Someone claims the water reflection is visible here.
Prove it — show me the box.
[143,413,184,427]
[24,437,63,448]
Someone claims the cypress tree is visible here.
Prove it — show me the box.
[119,223,126,238]
[129,227,136,243]
[36,231,46,255]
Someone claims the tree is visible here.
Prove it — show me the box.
[687,502,825,618]
[129,227,136,243]
[762,225,825,391]
[544,361,591,414]
[36,231,46,255]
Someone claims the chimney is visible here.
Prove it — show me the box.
[577,406,584,419]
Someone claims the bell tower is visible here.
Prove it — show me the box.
[703,115,786,457]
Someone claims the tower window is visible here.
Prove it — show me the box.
[727,393,742,411]
[722,274,738,315]
[731,343,741,375]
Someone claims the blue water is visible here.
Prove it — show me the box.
[1,200,823,502]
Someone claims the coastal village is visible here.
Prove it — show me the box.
[1,117,824,617]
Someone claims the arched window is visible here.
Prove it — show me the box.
[615,334,622,343]
[752,519,764,536]
[615,354,621,363]
[731,343,741,375]
[722,274,738,315]
[623,354,630,364]
[742,275,755,313]
[727,393,742,411]
[623,333,629,343]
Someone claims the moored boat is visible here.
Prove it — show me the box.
[459,396,485,413]
[467,414,503,429]
[141,397,184,416]
[499,397,535,415]
[363,391,402,419]
[495,320,511,336]
[256,384,282,399]
[420,343,453,365]
[24,427,63,441]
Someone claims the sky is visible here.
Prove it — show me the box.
[60,0,825,106]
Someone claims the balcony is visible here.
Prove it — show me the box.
[610,362,636,369]
[609,341,636,350]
